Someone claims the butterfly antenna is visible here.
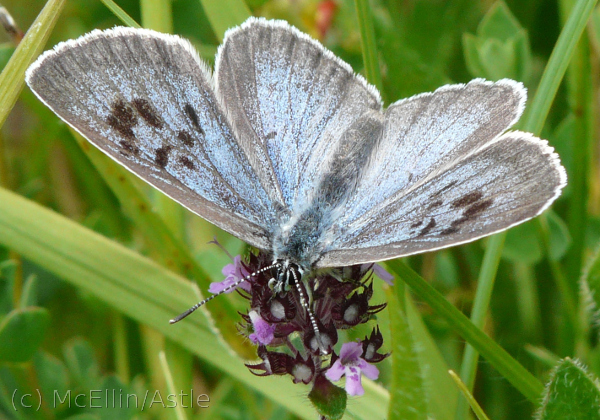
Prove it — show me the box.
[169,264,276,324]
[290,267,328,355]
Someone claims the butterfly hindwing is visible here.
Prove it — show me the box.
[26,27,275,248]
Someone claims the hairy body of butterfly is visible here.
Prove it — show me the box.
[26,18,566,336]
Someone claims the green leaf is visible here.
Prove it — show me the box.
[95,375,136,420]
[99,0,141,28]
[354,0,382,91]
[308,375,347,420]
[537,358,600,420]
[19,275,38,308]
[63,338,100,391]
[582,243,600,321]
[551,114,575,199]
[548,211,572,261]
[503,220,542,264]
[405,292,458,420]
[478,1,523,41]
[462,33,486,78]
[502,212,570,265]
[34,351,70,406]
[380,31,451,100]
[462,1,532,81]
[0,307,50,363]
[0,0,66,128]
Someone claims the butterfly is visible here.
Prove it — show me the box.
[26,17,566,331]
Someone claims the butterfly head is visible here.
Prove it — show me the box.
[268,260,305,294]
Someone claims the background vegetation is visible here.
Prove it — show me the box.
[0,0,599,419]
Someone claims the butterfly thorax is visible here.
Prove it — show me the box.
[272,206,330,270]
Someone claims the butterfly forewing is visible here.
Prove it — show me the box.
[26,28,275,249]
[215,19,382,213]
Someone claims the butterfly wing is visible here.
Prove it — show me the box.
[317,79,566,267]
[26,28,275,249]
[215,18,382,214]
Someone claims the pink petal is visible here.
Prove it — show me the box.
[358,359,379,380]
[208,277,238,294]
[339,341,362,363]
[210,256,252,294]
[325,359,345,382]
[249,310,275,345]
[345,369,365,396]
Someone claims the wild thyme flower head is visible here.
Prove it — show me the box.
[210,250,390,407]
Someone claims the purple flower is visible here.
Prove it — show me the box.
[248,310,275,345]
[208,255,252,294]
[325,341,379,396]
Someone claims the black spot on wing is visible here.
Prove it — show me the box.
[108,99,137,139]
[177,130,194,147]
[452,191,483,208]
[265,132,276,141]
[184,104,205,135]
[441,198,494,235]
[119,140,139,155]
[418,218,436,237]
[441,226,459,235]
[179,155,195,170]
[132,98,163,129]
[464,199,494,218]
[410,220,423,229]
[428,199,443,210]
[155,146,173,169]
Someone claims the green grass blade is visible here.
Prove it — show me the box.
[99,0,141,28]
[354,0,383,92]
[386,282,427,420]
[455,234,505,420]
[0,0,65,128]
[141,0,173,33]
[520,0,597,134]
[449,370,491,420]
[405,294,458,420]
